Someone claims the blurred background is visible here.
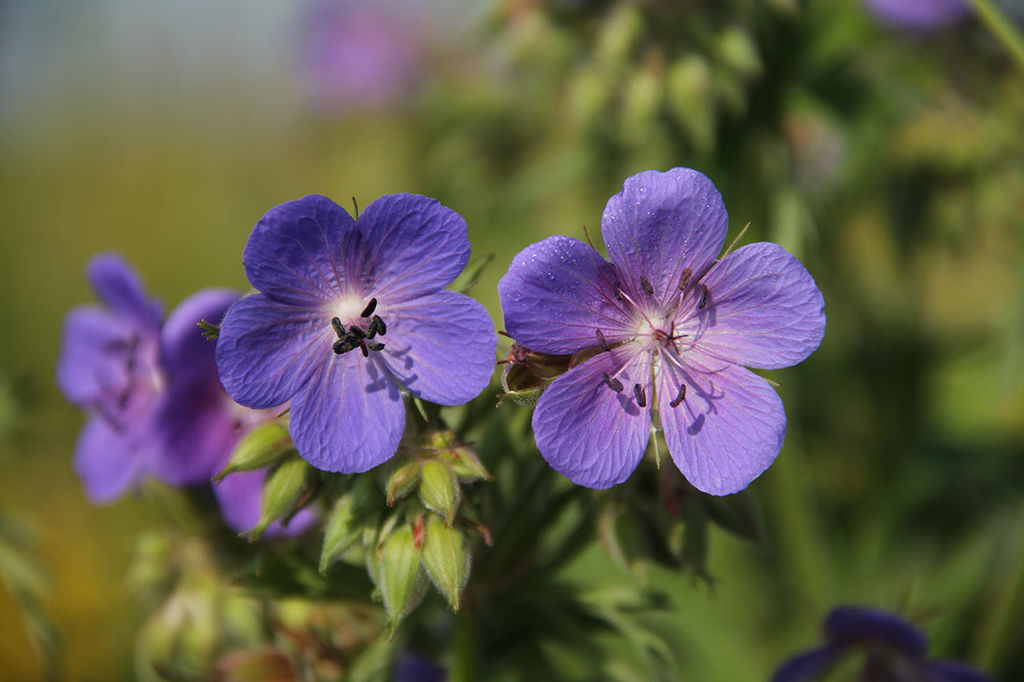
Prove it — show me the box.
[1,0,1023,679]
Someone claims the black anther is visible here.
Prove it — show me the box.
[348,325,367,340]
[633,383,647,408]
[331,317,345,337]
[613,281,624,302]
[595,329,611,352]
[360,297,378,318]
[333,338,357,355]
[602,372,624,393]
[640,275,654,296]
[360,343,369,357]
[677,268,692,291]
[697,285,708,311]
[367,342,385,352]
[370,314,387,336]
[669,383,687,408]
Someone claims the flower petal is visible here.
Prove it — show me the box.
[601,168,728,308]
[86,253,163,328]
[378,290,496,405]
[499,235,632,354]
[694,242,826,370]
[657,358,785,495]
[533,350,651,488]
[57,306,129,406]
[358,194,471,302]
[216,294,332,409]
[289,354,405,472]
[74,416,147,504]
[214,468,318,537]
[161,289,239,385]
[824,607,928,657]
[769,646,842,682]
[151,386,238,486]
[244,194,357,306]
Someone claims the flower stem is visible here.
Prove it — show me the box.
[450,608,479,682]
[971,0,1024,73]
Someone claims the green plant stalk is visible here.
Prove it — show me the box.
[974,505,1024,673]
[971,0,1024,72]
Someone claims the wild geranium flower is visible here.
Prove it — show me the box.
[864,0,970,32]
[215,194,496,473]
[772,607,992,682]
[498,168,826,494]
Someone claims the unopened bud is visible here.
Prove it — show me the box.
[319,493,361,574]
[444,446,492,483]
[248,456,309,541]
[418,461,460,525]
[386,460,423,506]
[421,517,470,611]
[214,421,292,482]
[377,523,425,627]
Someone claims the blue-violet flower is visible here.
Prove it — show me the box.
[498,168,826,494]
[772,606,991,682]
[216,194,496,473]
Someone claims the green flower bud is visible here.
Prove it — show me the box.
[320,493,362,574]
[248,456,310,541]
[715,26,762,79]
[666,55,716,153]
[386,460,423,506]
[214,421,292,482]
[595,4,644,66]
[421,517,470,611]
[418,460,460,525]
[376,523,424,627]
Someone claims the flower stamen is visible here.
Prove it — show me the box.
[669,383,687,408]
[360,297,378,318]
[601,372,624,393]
[595,328,611,352]
[633,383,647,407]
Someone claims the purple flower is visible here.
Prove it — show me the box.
[215,194,497,474]
[394,654,446,682]
[772,607,992,682]
[498,168,826,494]
[302,1,426,111]
[864,0,971,32]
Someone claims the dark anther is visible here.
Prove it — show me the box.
[367,342,385,352]
[677,268,692,291]
[334,338,357,355]
[640,275,654,296]
[697,285,708,311]
[331,317,345,337]
[360,297,378,318]
[602,372,624,393]
[669,383,687,408]
[595,329,611,352]
[348,325,367,340]
[613,281,624,302]
[369,314,387,337]
[633,383,647,408]
[360,343,369,357]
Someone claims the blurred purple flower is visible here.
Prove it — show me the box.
[394,654,446,682]
[772,606,992,682]
[215,194,496,474]
[865,0,971,31]
[498,168,826,494]
[302,1,426,110]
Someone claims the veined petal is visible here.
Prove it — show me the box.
[289,354,405,472]
[601,168,728,308]
[379,290,496,405]
[533,349,652,489]
[357,194,471,302]
[244,194,357,306]
[695,242,826,370]
[824,607,928,656]
[499,235,632,354]
[74,416,147,504]
[161,289,239,385]
[657,359,785,495]
[151,386,238,486]
[57,306,130,406]
[216,294,331,409]
[86,253,163,328]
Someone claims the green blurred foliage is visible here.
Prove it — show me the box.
[1,0,1022,679]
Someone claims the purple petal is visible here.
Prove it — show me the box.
[161,289,239,385]
[151,386,239,486]
[657,359,785,495]
[244,195,357,306]
[216,294,332,409]
[924,661,992,682]
[533,350,651,488]
[57,306,128,405]
[379,290,496,405]
[499,235,633,354]
[695,242,826,370]
[770,646,842,682]
[825,607,928,657]
[86,253,162,328]
[74,416,147,504]
[214,468,318,537]
[865,0,970,31]
[289,354,405,472]
[601,168,728,309]
[358,194,471,303]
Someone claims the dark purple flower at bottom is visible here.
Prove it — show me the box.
[864,0,971,32]
[394,654,446,682]
[772,607,992,682]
